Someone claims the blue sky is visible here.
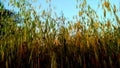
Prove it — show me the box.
[30,0,78,20]
[32,0,120,17]
[1,0,120,22]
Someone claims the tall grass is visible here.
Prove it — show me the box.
[0,0,120,68]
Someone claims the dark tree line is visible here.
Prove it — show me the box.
[0,2,21,41]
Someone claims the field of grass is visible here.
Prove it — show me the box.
[0,0,120,68]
